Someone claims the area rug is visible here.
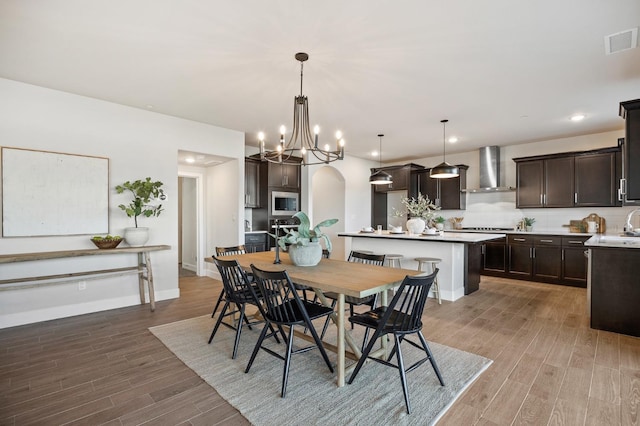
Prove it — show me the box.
[149,315,491,425]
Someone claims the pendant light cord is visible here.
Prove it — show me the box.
[441,119,448,162]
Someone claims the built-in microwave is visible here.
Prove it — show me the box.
[271,191,299,216]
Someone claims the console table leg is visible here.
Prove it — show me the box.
[137,253,146,305]
[145,251,155,312]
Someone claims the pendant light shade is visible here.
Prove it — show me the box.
[430,119,459,179]
[370,134,393,185]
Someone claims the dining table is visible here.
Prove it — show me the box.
[220,250,421,387]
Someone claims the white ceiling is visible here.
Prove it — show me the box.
[1,1,639,163]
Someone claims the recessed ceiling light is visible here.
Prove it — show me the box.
[185,158,195,163]
[448,136,458,143]
[372,151,379,157]
[570,114,585,122]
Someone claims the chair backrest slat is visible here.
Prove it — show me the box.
[212,256,254,302]
[348,251,385,266]
[383,269,438,331]
[215,245,247,256]
[250,265,307,325]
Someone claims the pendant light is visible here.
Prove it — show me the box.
[430,119,459,179]
[369,134,393,185]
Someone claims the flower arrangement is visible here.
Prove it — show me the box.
[393,193,440,222]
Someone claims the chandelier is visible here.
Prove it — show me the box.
[258,52,345,166]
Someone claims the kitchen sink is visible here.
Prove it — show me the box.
[594,235,640,246]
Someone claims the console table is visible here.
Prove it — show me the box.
[0,245,171,311]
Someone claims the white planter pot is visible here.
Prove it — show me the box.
[406,217,426,235]
[436,223,445,231]
[288,242,322,267]
[124,227,149,247]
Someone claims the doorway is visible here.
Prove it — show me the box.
[312,166,346,260]
[177,174,203,276]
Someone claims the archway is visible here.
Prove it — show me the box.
[311,166,346,260]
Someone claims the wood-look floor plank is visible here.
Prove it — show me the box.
[3,274,640,425]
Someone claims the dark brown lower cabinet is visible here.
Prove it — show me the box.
[591,247,640,337]
[482,233,588,287]
[245,233,268,253]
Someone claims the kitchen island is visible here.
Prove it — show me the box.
[585,234,640,336]
[338,231,505,301]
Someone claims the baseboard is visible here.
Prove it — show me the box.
[0,288,180,329]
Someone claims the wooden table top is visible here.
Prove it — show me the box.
[221,251,420,298]
[0,245,171,264]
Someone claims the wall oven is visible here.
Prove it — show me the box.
[271,191,299,216]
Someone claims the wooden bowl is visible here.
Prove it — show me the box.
[91,238,123,249]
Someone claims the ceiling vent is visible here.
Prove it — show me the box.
[604,28,638,55]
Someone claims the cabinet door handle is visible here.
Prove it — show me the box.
[540,239,554,243]
[530,247,534,258]
[620,178,627,196]
[562,248,565,261]
[567,240,583,245]
[514,238,526,242]
[574,193,578,204]
[540,194,543,205]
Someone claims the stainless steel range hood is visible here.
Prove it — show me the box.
[463,146,515,193]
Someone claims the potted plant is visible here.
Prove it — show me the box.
[523,217,535,232]
[393,193,440,234]
[433,215,446,231]
[277,211,338,266]
[115,177,165,246]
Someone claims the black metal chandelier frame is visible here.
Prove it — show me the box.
[259,52,345,166]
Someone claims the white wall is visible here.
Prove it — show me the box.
[0,79,244,328]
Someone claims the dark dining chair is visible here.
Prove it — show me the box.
[320,251,386,347]
[211,245,249,317]
[209,256,280,359]
[347,269,444,414]
[245,264,334,397]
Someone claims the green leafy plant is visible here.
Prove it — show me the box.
[276,211,338,252]
[523,217,536,226]
[91,235,122,241]
[393,192,440,221]
[434,215,446,224]
[115,178,165,228]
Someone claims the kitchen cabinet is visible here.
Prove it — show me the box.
[244,158,261,208]
[574,151,620,206]
[620,99,640,204]
[481,237,507,274]
[245,232,268,253]
[514,147,621,208]
[561,236,589,287]
[483,233,586,287]
[508,235,534,277]
[371,163,423,193]
[590,246,640,336]
[268,161,300,189]
[414,165,468,210]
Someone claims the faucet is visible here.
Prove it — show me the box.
[624,208,640,236]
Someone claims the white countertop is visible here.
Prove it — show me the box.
[338,231,505,244]
[453,228,594,237]
[585,234,640,249]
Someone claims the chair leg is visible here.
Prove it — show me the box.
[231,304,246,359]
[320,299,337,340]
[281,325,296,398]
[348,327,384,385]
[208,301,230,344]
[245,322,270,374]
[417,331,445,386]
[211,290,225,317]
[394,333,411,414]
[360,294,379,351]
[305,316,334,373]
[350,304,355,329]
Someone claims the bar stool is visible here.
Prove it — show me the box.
[415,257,441,304]
[385,254,403,268]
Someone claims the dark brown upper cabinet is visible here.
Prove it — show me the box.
[267,161,300,189]
[371,163,424,193]
[244,158,261,208]
[620,99,640,204]
[514,147,621,208]
[413,166,468,210]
